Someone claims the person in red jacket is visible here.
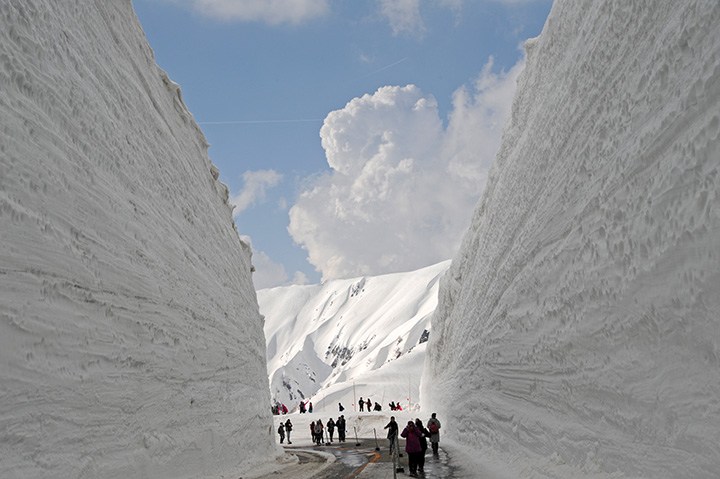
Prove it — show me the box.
[400,420,423,477]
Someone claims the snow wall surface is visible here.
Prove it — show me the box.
[0,1,275,478]
[423,1,720,478]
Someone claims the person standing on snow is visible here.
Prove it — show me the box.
[277,422,285,444]
[400,420,423,477]
[384,416,399,454]
[366,397,372,412]
[284,418,293,444]
[359,397,364,412]
[427,412,441,456]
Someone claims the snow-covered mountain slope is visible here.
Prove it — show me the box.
[259,260,450,413]
[0,2,274,478]
[423,1,720,478]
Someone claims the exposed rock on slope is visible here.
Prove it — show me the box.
[0,1,274,477]
[423,1,720,478]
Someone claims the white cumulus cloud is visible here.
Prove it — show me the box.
[249,249,310,290]
[229,169,282,216]
[378,0,425,36]
[288,55,525,281]
[183,0,330,24]
[251,250,289,289]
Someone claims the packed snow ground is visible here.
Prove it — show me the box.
[259,261,450,414]
[0,2,276,478]
[423,1,720,478]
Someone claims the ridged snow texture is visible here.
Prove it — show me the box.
[423,1,720,478]
[0,1,274,478]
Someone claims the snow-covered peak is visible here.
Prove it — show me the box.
[259,260,450,413]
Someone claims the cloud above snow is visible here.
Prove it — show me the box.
[288,55,525,281]
[229,169,282,216]
[181,0,330,24]
[165,0,535,30]
[252,250,310,289]
[239,235,309,289]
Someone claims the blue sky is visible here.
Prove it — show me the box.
[132,0,552,288]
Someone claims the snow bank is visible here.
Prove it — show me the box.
[259,261,449,413]
[0,1,274,478]
[423,1,720,478]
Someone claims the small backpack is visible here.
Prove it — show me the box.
[429,422,439,434]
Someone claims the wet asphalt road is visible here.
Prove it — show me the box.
[285,438,455,479]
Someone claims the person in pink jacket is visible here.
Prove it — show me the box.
[400,420,423,477]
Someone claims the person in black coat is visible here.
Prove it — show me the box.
[336,415,346,442]
[384,416,399,454]
[414,418,430,473]
[327,418,336,442]
[284,418,293,444]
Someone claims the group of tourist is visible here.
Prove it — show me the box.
[355,396,403,412]
[276,418,293,444]
[276,408,442,478]
[357,396,382,412]
[306,415,346,445]
[273,397,404,415]
[271,403,288,415]
[384,413,441,478]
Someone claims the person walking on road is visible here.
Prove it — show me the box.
[284,419,293,444]
[415,418,430,473]
[327,418,336,442]
[400,420,423,477]
[427,413,441,456]
[277,422,285,443]
[384,416,399,454]
[337,415,346,442]
[313,419,325,445]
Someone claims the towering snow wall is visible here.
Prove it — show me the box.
[0,1,274,478]
[423,1,720,478]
